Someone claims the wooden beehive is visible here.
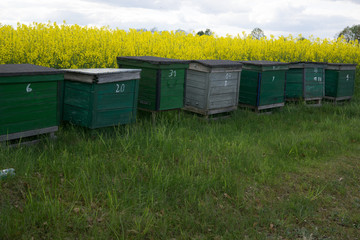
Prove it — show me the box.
[117,56,189,112]
[286,62,327,104]
[324,63,356,102]
[184,60,242,116]
[238,61,288,111]
[0,64,63,142]
[63,68,141,128]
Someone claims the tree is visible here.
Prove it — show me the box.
[250,27,265,40]
[176,29,187,34]
[197,28,213,36]
[150,27,158,33]
[337,25,360,42]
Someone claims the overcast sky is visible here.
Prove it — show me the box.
[1,0,360,39]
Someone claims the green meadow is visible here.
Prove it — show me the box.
[1,98,360,239]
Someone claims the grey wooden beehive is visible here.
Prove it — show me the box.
[184,60,242,116]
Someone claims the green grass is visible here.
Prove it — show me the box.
[1,100,360,239]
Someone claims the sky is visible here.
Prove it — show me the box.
[1,0,360,39]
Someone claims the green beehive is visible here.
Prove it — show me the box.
[117,56,189,112]
[324,63,357,102]
[238,61,288,111]
[0,64,63,142]
[184,60,242,116]
[63,68,141,129]
[286,62,326,104]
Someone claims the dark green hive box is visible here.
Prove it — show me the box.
[0,64,63,142]
[117,56,189,112]
[286,62,326,101]
[63,68,141,129]
[324,63,357,101]
[184,60,242,116]
[238,61,288,111]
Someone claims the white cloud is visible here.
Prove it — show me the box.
[0,0,360,38]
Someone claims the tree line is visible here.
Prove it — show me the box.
[136,25,360,42]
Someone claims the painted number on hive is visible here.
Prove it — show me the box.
[272,76,275,82]
[346,74,350,81]
[225,73,232,79]
[116,83,125,93]
[313,77,322,82]
[26,84,32,93]
[169,70,176,78]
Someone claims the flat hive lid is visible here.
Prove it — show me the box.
[239,60,288,66]
[289,61,327,68]
[0,64,63,76]
[191,60,243,68]
[64,68,141,84]
[326,63,357,70]
[117,56,189,65]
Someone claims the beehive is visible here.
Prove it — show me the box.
[117,56,189,112]
[63,68,141,128]
[238,61,288,111]
[286,62,326,103]
[184,60,242,116]
[0,64,63,142]
[324,63,356,102]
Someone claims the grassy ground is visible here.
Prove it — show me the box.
[1,100,360,239]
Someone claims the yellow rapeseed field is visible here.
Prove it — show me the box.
[1,22,359,74]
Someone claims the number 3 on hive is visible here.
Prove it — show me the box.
[116,83,125,93]
[26,84,32,93]
[169,70,176,77]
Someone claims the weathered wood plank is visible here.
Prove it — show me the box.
[0,126,58,142]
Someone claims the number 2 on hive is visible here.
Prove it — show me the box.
[116,83,125,93]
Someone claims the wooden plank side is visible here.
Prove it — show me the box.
[63,82,92,110]
[185,69,207,110]
[95,92,135,110]
[138,68,158,111]
[94,80,135,94]
[131,78,140,123]
[1,102,57,124]
[324,70,338,98]
[0,74,63,84]
[259,71,286,106]
[159,69,185,110]
[286,68,303,99]
[209,86,237,95]
[337,70,355,98]
[64,72,94,84]
[185,87,206,109]
[185,70,206,90]
[97,72,140,84]
[304,67,324,98]
[159,95,183,110]
[188,63,210,72]
[209,99,236,109]
[92,108,135,128]
[239,70,259,106]
[208,71,240,110]
[63,104,91,127]
[0,126,58,142]
[0,81,58,135]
